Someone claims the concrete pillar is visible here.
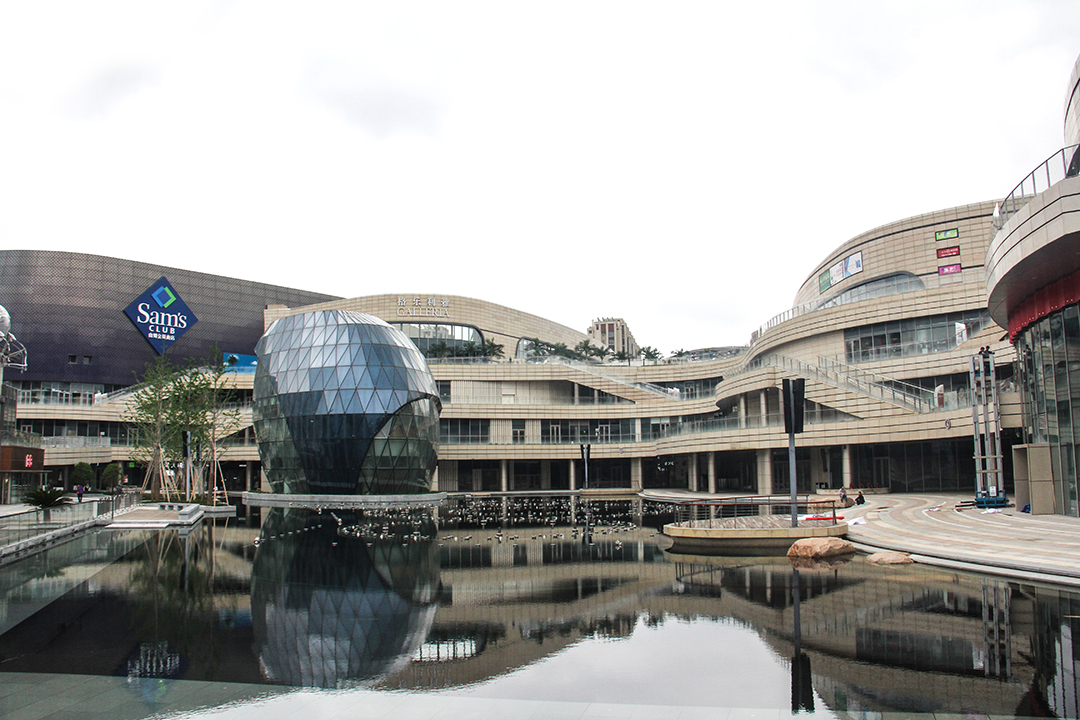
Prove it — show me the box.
[431,465,439,492]
[574,383,579,405]
[569,459,577,491]
[688,453,698,491]
[759,390,768,428]
[631,457,643,491]
[541,460,551,490]
[739,395,747,429]
[438,461,457,492]
[843,445,853,488]
[757,448,773,496]
[707,452,716,494]
[635,418,642,442]
[500,459,508,492]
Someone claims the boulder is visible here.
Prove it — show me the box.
[786,537,855,559]
[866,551,914,565]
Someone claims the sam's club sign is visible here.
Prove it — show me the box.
[124,277,198,354]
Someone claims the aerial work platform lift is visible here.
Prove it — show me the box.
[971,351,1007,508]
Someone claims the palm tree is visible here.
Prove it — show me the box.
[640,346,661,364]
[481,339,504,359]
[614,350,631,366]
[427,341,450,360]
[22,486,72,522]
[522,337,553,359]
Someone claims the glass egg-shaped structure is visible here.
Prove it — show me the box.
[253,310,441,495]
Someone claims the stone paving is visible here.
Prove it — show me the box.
[842,492,1080,585]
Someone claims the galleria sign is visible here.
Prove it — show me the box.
[397,296,450,319]
[124,277,198,354]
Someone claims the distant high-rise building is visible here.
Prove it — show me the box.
[587,318,639,357]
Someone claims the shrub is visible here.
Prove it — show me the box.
[21,487,73,509]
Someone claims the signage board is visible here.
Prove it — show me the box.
[935,228,959,241]
[124,277,198,354]
[938,263,962,275]
[0,446,44,473]
[224,352,258,374]
[937,246,961,258]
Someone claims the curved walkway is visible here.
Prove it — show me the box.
[844,492,1080,586]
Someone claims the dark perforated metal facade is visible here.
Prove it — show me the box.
[0,250,340,387]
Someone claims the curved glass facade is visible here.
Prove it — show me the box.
[1016,304,1080,516]
[391,322,482,356]
[253,310,441,495]
[816,272,924,311]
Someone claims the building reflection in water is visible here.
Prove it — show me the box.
[0,496,1077,717]
[250,507,440,688]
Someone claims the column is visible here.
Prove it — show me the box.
[431,465,439,492]
[631,457,643,491]
[759,390,768,428]
[635,418,642,442]
[707,452,716,494]
[739,395,747,429]
[569,459,577,491]
[541,460,551,490]
[843,445,853,488]
[500,459,508,492]
[757,448,773,496]
[688,453,698,491]
[244,463,253,526]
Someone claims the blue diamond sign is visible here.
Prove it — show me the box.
[124,276,198,354]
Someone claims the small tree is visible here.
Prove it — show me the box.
[101,462,123,490]
[71,462,94,489]
[614,350,631,366]
[125,355,189,500]
[193,351,243,505]
[640,346,661,364]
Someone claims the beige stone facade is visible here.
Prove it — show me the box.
[18,198,1016,501]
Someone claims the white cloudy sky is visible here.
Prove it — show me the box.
[1,1,1078,354]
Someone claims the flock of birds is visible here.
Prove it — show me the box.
[252,497,670,549]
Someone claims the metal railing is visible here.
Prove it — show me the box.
[814,356,934,412]
[658,494,840,526]
[994,144,1080,230]
[723,352,935,413]
[0,491,141,549]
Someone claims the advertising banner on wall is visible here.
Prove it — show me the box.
[124,277,198,354]
[818,251,864,294]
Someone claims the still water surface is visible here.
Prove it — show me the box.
[0,497,1077,719]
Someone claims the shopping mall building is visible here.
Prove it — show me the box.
[3,54,1079,516]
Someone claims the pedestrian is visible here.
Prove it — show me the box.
[839,487,847,504]
[854,490,865,505]
[76,484,84,503]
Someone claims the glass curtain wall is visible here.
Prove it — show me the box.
[844,310,992,363]
[1016,304,1080,516]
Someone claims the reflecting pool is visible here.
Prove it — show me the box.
[0,496,1078,719]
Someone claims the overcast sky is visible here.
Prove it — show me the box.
[2,1,1078,354]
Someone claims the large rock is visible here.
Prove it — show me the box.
[786,537,855,559]
[866,551,914,565]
